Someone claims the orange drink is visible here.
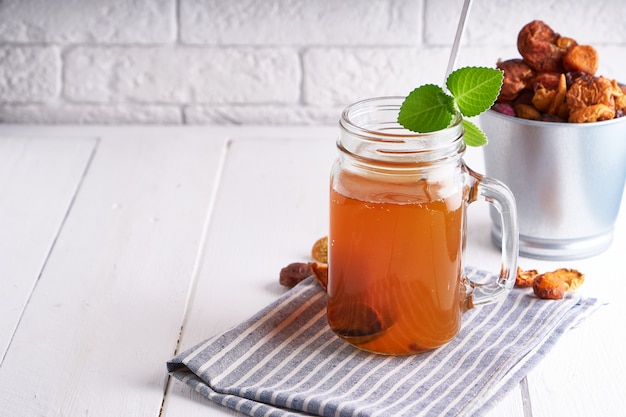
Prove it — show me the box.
[329,172,464,354]
[328,97,518,355]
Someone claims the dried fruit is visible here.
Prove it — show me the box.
[279,262,313,288]
[279,261,328,290]
[566,75,620,122]
[555,36,577,50]
[311,236,328,263]
[497,59,535,101]
[533,273,567,300]
[547,73,568,117]
[310,262,328,291]
[546,268,585,291]
[492,102,516,117]
[515,266,538,287]
[532,85,558,113]
[516,266,585,300]
[514,103,541,120]
[563,45,598,75]
[493,20,624,123]
[517,20,566,73]
[615,83,626,115]
[533,72,562,90]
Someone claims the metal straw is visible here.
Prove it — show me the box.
[444,0,474,84]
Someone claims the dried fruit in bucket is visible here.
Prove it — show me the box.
[492,20,625,123]
[567,75,624,123]
[563,45,599,75]
[497,59,534,101]
[517,20,567,73]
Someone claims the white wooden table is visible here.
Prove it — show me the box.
[0,125,624,417]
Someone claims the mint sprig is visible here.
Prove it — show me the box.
[398,67,503,146]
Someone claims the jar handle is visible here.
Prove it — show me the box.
[464,165,519,309]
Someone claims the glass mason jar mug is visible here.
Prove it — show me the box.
[328,97,519,355]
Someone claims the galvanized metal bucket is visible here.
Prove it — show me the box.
[479,110,626,260]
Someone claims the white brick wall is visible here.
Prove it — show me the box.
[0,0,624,125]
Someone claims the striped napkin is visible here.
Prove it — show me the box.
[167,268,600,417]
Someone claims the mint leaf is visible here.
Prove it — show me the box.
[462,119,488,146]
[398,84,455,133]
[397,66,503,147]
[446,67,503,117]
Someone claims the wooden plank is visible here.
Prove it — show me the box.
[162,136,525,416]
[162,135,337,416]
[0,134,226,416]
[0,137,96,360]
[173,135,338,341]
